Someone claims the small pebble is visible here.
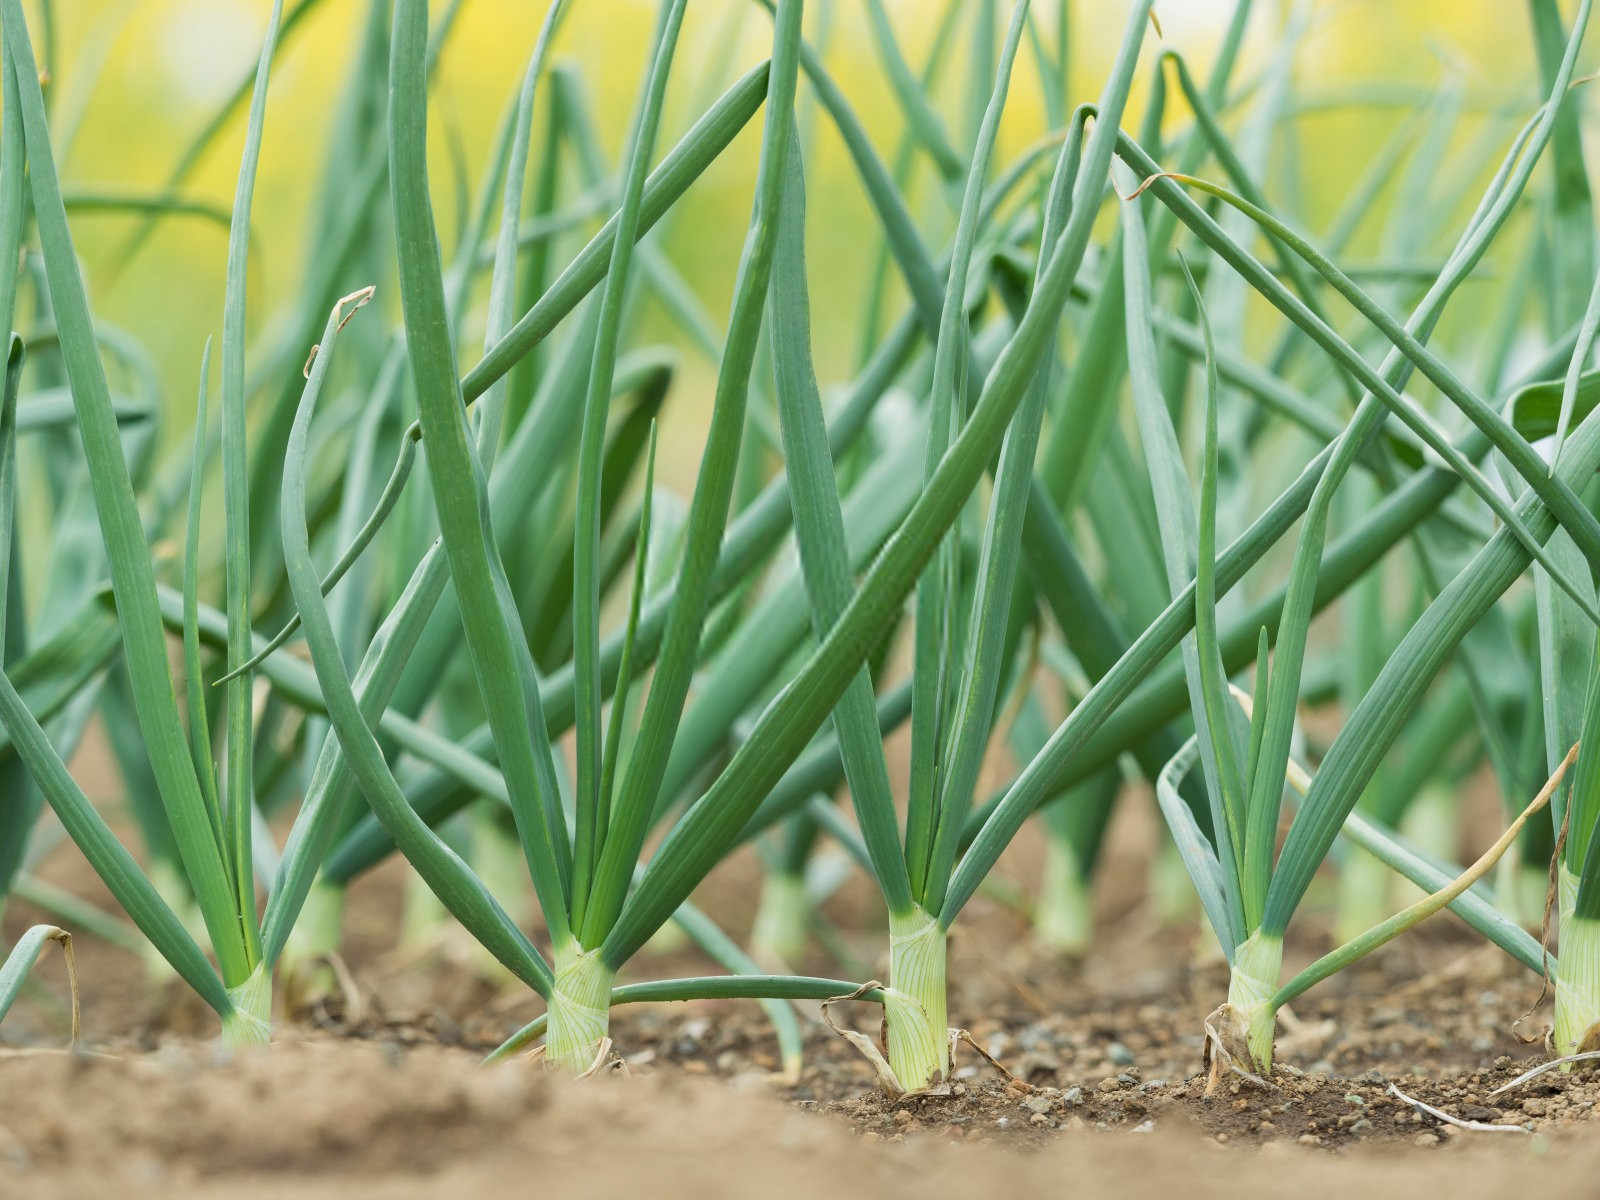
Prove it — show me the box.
[1108,1042,1135,1066]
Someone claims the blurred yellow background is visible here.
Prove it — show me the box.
[48,0,1593,443]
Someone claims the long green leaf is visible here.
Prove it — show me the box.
[182,340,223,836]
[656,427,921,814]
[1551,270,1600,461]
[863,0,964,180]
[570,0,690,921]
[607,0,1157,965]
[0,671,231,1015]
[389,0,575,951]
[462,61,772,405]
[1154,739,1240,956]
[1529,0,1597,331]
[1131,168,1600,621]
[280,287,553,995]
[0,0,250,984]
[1119,169,1249,929]
[923,1,1066,915]
[0,334,27,900]
[579,0,808,946]
[217,0,285,970]
[1264,398,1600,935]
[769,141,912,916]
[906,0,1033,911]
[1035,0,1257,512]
[1185,253,1253,921]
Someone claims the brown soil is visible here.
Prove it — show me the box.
[2,775,1592,1195]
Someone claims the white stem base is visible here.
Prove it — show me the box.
[468,813,531,982]
[143,860,198,982]
[281,879,345,1004]
[752,871,810,965]
[1393,786,1455,905]
[1334,848,1394,946]
[471,809,531,922]
[1555,866,1600,1059]
[222,961,272,1048]
[1150,841,1200,924]
[1035,838,1092,956]
[544,945,615,1074]
[1226,931,1282,1073]
[885,907,948,1091]
[399,870,449,950]
[1514,865,1552,930]
[642,920,691,957]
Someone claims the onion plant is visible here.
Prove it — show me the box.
[0,0,780,1053]
[212,0,1013,1079]
[268,0,879,1074]
[1116,0,1599,1070]
[372,0,1179,1077]
[1519,0,1600,1059]
[757,0,1158,1091]
[0,0,476,1037]
[1532,369,1600,1058]
[0,0,298,1042]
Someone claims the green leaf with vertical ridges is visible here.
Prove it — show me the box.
[0,0,251,985]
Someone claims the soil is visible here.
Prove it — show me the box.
[3,769,1594,1196]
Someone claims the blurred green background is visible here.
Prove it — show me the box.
[51,0,1593,461]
